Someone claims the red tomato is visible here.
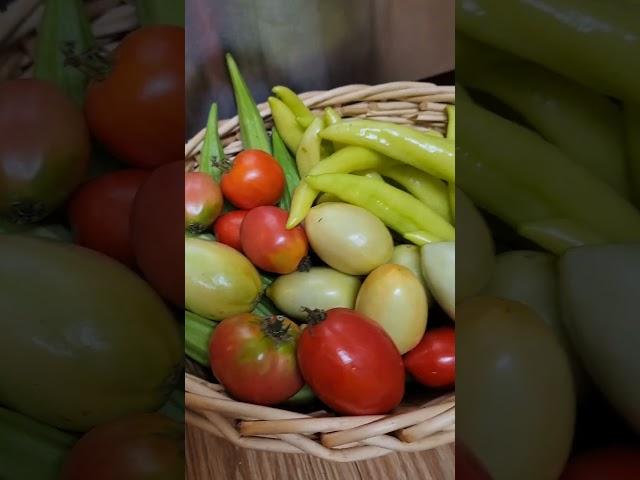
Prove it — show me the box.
[209,313,304,406]
[85,26,184,169]
[59,413,184,480]
[131,161,183,307]
[184,171,222,233]
[68,169,149,266]
[297,308,405,415]
[213,210,248,251]
[0,79,90,223]
[240,206,308,274]
[220,150,285,209]
[404,327,455,388]
[560,446,640,480]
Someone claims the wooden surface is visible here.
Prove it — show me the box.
[186,425,455,480]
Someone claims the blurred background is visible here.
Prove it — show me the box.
[185,0,454,136]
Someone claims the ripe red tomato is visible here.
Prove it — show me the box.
[0,79,90,223]
[240,206,308,274]
[297,308,405,415]
[213,210,248,251]
[220,150,285,209]
[59,413,184,480]
[85,26,184,169]
[185,171,222,233]
[68,169,149,267]
[404,327,455,388]
[131,161,183,307]
[209,313,304,406]
[560,446,640,480]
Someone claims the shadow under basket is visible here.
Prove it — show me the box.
[185,81,456,462]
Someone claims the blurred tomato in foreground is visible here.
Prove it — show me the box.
[213,209,248,251]
[0,79,90,224]
[68,169,149,266]
[60,414,184,480]
[560,446,640,480]
[85,26,185,169]
[131,161,183,307]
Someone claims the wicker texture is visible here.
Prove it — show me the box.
[186,81,455,461]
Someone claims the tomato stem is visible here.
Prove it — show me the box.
[302,308,326,326]
[297,255,312,272]
[262,315,293,343]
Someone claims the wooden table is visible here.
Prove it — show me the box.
[186,426,454,480]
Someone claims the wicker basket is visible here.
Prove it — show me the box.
[185,81,456,462]
[0,0,137,81]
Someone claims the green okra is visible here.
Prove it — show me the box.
[272,128,300,211]
[199,103,224,182]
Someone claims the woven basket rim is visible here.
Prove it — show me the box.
[185,80,456,461]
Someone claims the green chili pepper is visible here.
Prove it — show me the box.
[458,36,629,197]
[458,85,640,242]
[33,0,94,105]
[357,169,385,182]
[296,116,314,129]
[0,406,77,480]
[448,183,456,222]
[457,0,640,103]
[226,54,271,154]
[199,103,224,182]
[135,0,185,26]
[517,218,606,255]
[185,310,217,366]
[323,107,346,150]
[286,147,392,229]
[446,106,455,141]
[272,128,300,211]
[319,119,455,182]
[305,173,455,242]
[296,117,324,177]
[403,231,439,246]
[268,96,304,154]
[316,192,342,204]
[378,164,451,222]
[626,104,640,208]
[273,86,314,123]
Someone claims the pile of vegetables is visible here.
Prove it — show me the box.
[456,1,640,479]
[0,1,184,478]
[185,54,456,418]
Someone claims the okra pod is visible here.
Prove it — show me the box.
[199,103,224,182]
[226,54,272,154]
[272,128,300,211]
[320,119,455,182]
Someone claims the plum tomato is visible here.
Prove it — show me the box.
[240,206,308,274]
[209,313,304,406]
[68,169,149,267]
[297,308,405,415]
[220,149,285,209]
[184,171,223,233]
[213,210,248,251]
[403,327,455,388]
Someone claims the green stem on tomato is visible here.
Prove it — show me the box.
[33,0,94,105]
[135,0,185,27]
[200,103,224,182]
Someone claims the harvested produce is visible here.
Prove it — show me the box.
[458,296,575,480]
[240,206,308,274]
[389,244,430,300]
[421,241,455,319]
[404,327,455,388]
[271,128,300,210]
[355,264,428,354]
[209,313,304,406]
[85,25,185,168]
[131,161,184,307]
[305,173,455,244]
[213,209,248,251]
[59,413,184,480]
[268,96,304,153]
[304,202,394,275]
[0,235,182,431]
[0,79,90,224]
[296,116,324,177]
[297,308,405,415]
[184,171,223,233]
[68,169,149,267]
[185,237,261,321]
[220,149,285,209]
[199,103,224,182]
[267,267,362,321]
[320,119,455,182]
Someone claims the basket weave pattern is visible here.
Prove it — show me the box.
[185,82,456,461]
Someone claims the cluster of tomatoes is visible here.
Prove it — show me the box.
[186,145,455,416]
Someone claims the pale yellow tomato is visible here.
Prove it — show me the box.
[389,244,431,305]
[355,264,427,354]
[421,241,455,319]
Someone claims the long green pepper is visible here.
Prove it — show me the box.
[268,96,304,154]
